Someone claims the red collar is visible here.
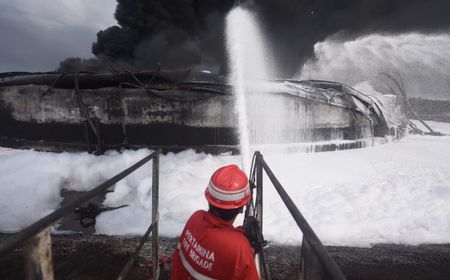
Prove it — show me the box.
[204,210,235,229]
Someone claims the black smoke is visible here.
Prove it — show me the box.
[59,0,450,76]
[60,0,235,73]
[250,0,450,77]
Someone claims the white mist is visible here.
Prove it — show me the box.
[298,33,450,100]
[225,7,272,170]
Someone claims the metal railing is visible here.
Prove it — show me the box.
[0,150,160,280]
[250,151,347,280]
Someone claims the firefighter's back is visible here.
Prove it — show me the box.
[171,210,258,280]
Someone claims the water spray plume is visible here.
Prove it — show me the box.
[226,6,272,170]
[298,33,450,100]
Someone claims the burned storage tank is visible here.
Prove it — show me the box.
[0,70,407,153]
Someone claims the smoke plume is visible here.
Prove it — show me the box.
[60,0,234,73]
[251,0,450,77]
[59,0,450,77]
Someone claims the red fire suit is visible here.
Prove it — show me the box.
[171,210,259,280]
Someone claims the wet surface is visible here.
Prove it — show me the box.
[1,234,449,280]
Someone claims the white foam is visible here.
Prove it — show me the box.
[1,123,450,246]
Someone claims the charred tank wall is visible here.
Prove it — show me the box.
[0,84,380,152]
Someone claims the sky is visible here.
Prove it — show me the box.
[0,0,448,101]
[0,0,116,72]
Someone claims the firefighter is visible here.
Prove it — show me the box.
[170,164,259,280]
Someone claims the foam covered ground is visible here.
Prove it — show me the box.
[0,122,449,247]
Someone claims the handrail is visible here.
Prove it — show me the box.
[252,151,346,280]
[0,151,158,257]
[117,222,156,280]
